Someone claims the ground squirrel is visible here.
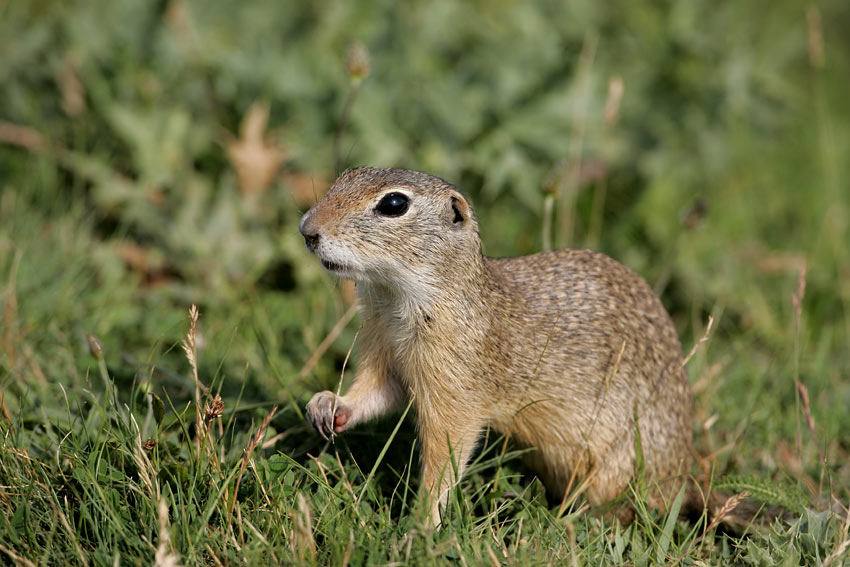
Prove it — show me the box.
[301,167,693,526]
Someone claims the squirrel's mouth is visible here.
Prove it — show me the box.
[321,259,347,273]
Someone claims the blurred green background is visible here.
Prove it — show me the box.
[1,0,849,563]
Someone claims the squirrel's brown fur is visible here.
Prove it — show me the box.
[300,167,694,525]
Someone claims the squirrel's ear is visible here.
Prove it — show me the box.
[447,193,471,227]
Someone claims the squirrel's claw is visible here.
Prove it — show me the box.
[306,390,345,440]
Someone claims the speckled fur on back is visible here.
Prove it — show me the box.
[300,167,693,525]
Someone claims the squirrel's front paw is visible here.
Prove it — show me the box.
[305,391,353,439]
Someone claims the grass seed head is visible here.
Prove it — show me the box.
[86,333,103,361]
[204,395,224,421]
[345,41,371,82]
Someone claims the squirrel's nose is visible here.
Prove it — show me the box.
[303,231,319,248]
[299,213,321,250]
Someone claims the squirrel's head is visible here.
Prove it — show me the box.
[299,167,482,293]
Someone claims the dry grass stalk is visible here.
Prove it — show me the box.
[485,544,501,567]
[333,42,371,174]
[45,498,90,567]
[309,453,332,487]
[129,414,161,501]
[249,458,288,539]
[328,315,365,442]
[674,491,750,563]
[298,303,358,380]
[791,262,821,466]
[603,75,625,125]
[58,53,85,117]
[203,544,224,567]
[2,251,21,368]
[564,519,579,567]
[292,493,316,561]
[792,262,807,324]
[153,498,181,567]
[181,305,207,455]
[584,338,626,449]
[0,391,15,436]
[709,491,750,525]
[0,543,37,567]
[228,406,278,522]
[556,468,594,520]
[797,382,816,440]
[681,316,714,368]
[806,4,825,69]
[823,539,850,567]
[340,529,354,567]
[21,343,47,385]
[334,450,358,501]
[0,121,47,153]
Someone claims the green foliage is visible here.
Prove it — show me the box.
[714,474,809,515]
[1,0,850,564]
[739,511,848,567]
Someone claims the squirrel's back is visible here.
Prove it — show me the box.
[483,249,692,505]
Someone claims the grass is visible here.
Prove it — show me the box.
[2,0,850,564]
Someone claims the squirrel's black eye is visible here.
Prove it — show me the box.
[375,192,410,217]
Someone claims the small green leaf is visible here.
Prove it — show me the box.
[657,483,686,562]
[149,392,165,426]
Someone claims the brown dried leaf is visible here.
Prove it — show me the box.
[603,75,624,125]
[58,53,86,117]
[115,241,158,274]
[226,101,285,197]
[114,241,173,286]
[0,121,47,153]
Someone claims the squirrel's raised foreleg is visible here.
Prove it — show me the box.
[305,357,405,439]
